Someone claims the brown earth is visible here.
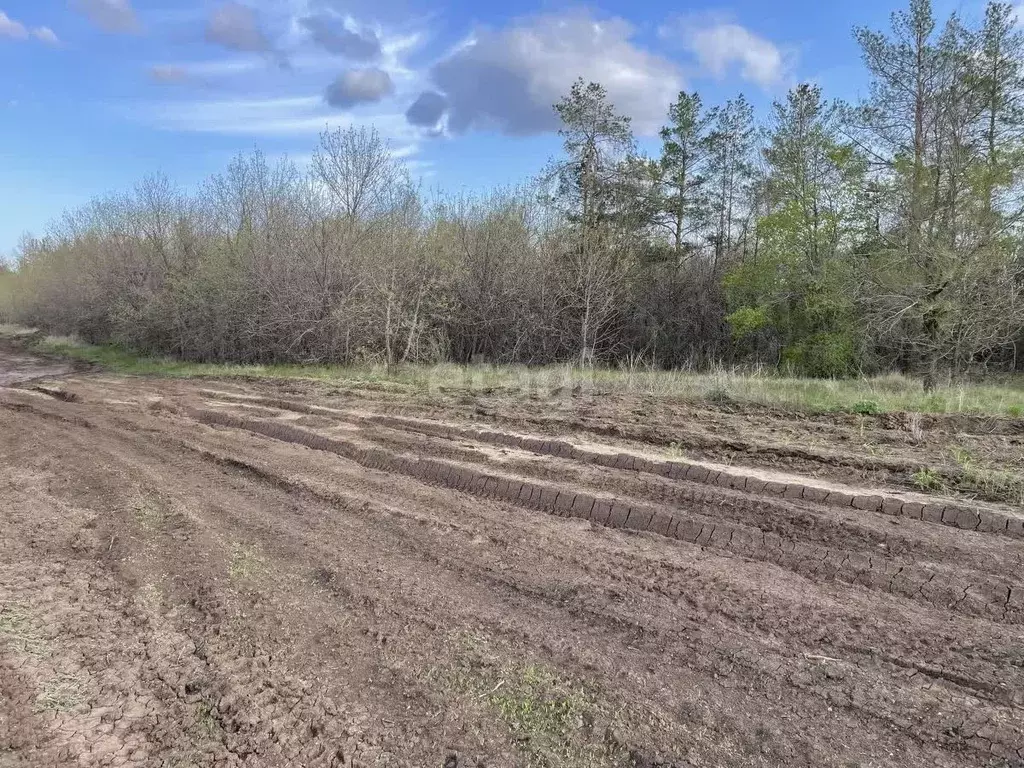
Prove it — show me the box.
[1,342,1023,768]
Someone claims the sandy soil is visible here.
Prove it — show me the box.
[1,343,1023,767]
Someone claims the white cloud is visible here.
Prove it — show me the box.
[152,57,264,78]
[409,11,684,137]
[144,95,322,133]
[134,12,430,165]
[299,13,380,60]
[0,11,28,39]
[662,14,791,89]
[0,13,61,46]
[33,27,60,46]
[138,94,418,145]
[206,2,271,52]
[71,0,141,34]
[325,68,393,108]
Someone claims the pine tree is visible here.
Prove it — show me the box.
[705,95,755,268]
[655,92,713,261]
[725,84,867,375]
[550,79,637,365]
[849,0,1024,385]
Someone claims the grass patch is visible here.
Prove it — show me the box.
[850,399,881,415]
[133,498,166,532]
[911,467,945,493]
[0,603,48,658]
[34,672,87,713]
[228,543,264,581]
[950,446,1024,505]
[7,327,1024,417]
[194,699,223,738]
[487,664,601,765]
[432,634,623,768]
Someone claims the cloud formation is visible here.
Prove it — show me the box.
[405,91,447,129]
[408,11,684,137]
[0,11,26,39]
[33,27,60,46]
[325,68,394,108]
[71,0,141,34]
[299,14,380,61]
[663,15,791,89]
[0,12,61,45]
[206,2,272,53]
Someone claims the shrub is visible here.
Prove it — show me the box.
[911,467,943,492]
[850,399,881,415]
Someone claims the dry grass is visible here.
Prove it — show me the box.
[34,672,87,713]
[228,543,264,581]
[431,633,622,768]
[0,603,48,658]
[8,327,1024,417]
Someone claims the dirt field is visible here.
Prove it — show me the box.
[2,342,1023,768]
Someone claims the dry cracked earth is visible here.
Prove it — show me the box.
[1,340,1023,767]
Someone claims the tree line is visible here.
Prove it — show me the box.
[3,0,1024,387]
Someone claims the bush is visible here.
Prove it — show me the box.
[911,467,944,492]
[850,399,881,415]
[704,387,735,404]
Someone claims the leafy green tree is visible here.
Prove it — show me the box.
[977,2,1024,228]
[726,84,868,375]
[853,0,1024,387]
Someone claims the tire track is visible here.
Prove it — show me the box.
[185,406,1024,624]
[200,392,1024,539]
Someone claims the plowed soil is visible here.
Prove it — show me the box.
[2,342,1023,768]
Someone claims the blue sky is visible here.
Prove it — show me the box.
[0,0,995,254]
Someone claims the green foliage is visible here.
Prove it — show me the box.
[850,399,881,415]
[912,467,945,492]
[0,268,16,323]
[723,82,867,378]
[726,305,771,339]
[853,0,1024,385]
[8,327,1024,416]
[7,4,1024,386]
[781,331,859,378]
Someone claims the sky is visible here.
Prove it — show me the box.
[0,0,1003,254]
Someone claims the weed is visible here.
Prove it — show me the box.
[228,543,264,580]
[951,446,975,471]
[948,446,1024,504]
[195,699,222,737]
[11,327,1024,417]
[905,412,924,443]
[920,394,948,413]
[433,634,620,768]
[34,672,86,713]
[134,498,165,531]
[912,468,944,492]
[850,399,880,415]
[704,387,734,404]
[0,604,48,657]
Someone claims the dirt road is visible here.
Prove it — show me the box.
[1,343,1023,767]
